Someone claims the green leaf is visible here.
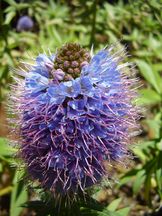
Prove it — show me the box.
[152,63,162,73]
[133,141,156,161]
[0,186,13,196]
[156,168,162,198]
[4,11,16,24]
[138,88,161,105]
[157,139,162,151]
[23,200,54,216]
[119,169,139,186]
[81,208,120,216]
[116,207,130,216]
[107,198,122,211]
[143,158,157,203]
[16,3,29,10]
[4,0,17,6]
[146,117,161,139]
[155,151,162,198]
[0,163,2,172]
[0,137,15,158]
[133,169,145,194]
[136,60,162,94]
[10,170,28,216]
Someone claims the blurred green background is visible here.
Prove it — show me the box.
[0,0,162,215]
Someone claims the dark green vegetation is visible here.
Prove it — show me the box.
[0,0,162,215]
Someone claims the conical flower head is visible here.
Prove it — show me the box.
[16,15,34,32]
[10,43,140,197]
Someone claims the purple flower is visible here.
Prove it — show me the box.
[10,43,140,197]
[17,16,34,32]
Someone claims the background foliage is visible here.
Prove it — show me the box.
[0,0,162,215]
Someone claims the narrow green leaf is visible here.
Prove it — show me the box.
[81,208,120,216]
[143,158,157,203]
[155,151,162,198]
[0,186,13,196]
[116,207,130,216]
[136,60,162,94]
[146,117,161,139]
[4,0,17,6]
[0,138,15,157]
[10,170,28,216]
[4,11,16,24]
[107,198,122,211]
[119,169,139,186]
[138,88,161,105]
[0,163,2,172]
[133,169,145,194]
[133,141,156,161]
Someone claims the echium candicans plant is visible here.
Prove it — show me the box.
[9,42,140,203]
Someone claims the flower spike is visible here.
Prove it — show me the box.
[9,43,140,199]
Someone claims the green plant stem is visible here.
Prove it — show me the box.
[160,95,162,139]
[89,0,98,47]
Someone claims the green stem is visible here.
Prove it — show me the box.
[160,95,162,139]
[89,0,98,47]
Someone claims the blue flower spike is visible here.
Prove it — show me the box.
[10,43,140,199]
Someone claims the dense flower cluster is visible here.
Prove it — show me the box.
[10,43,140,197]
[16,15,34,32]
